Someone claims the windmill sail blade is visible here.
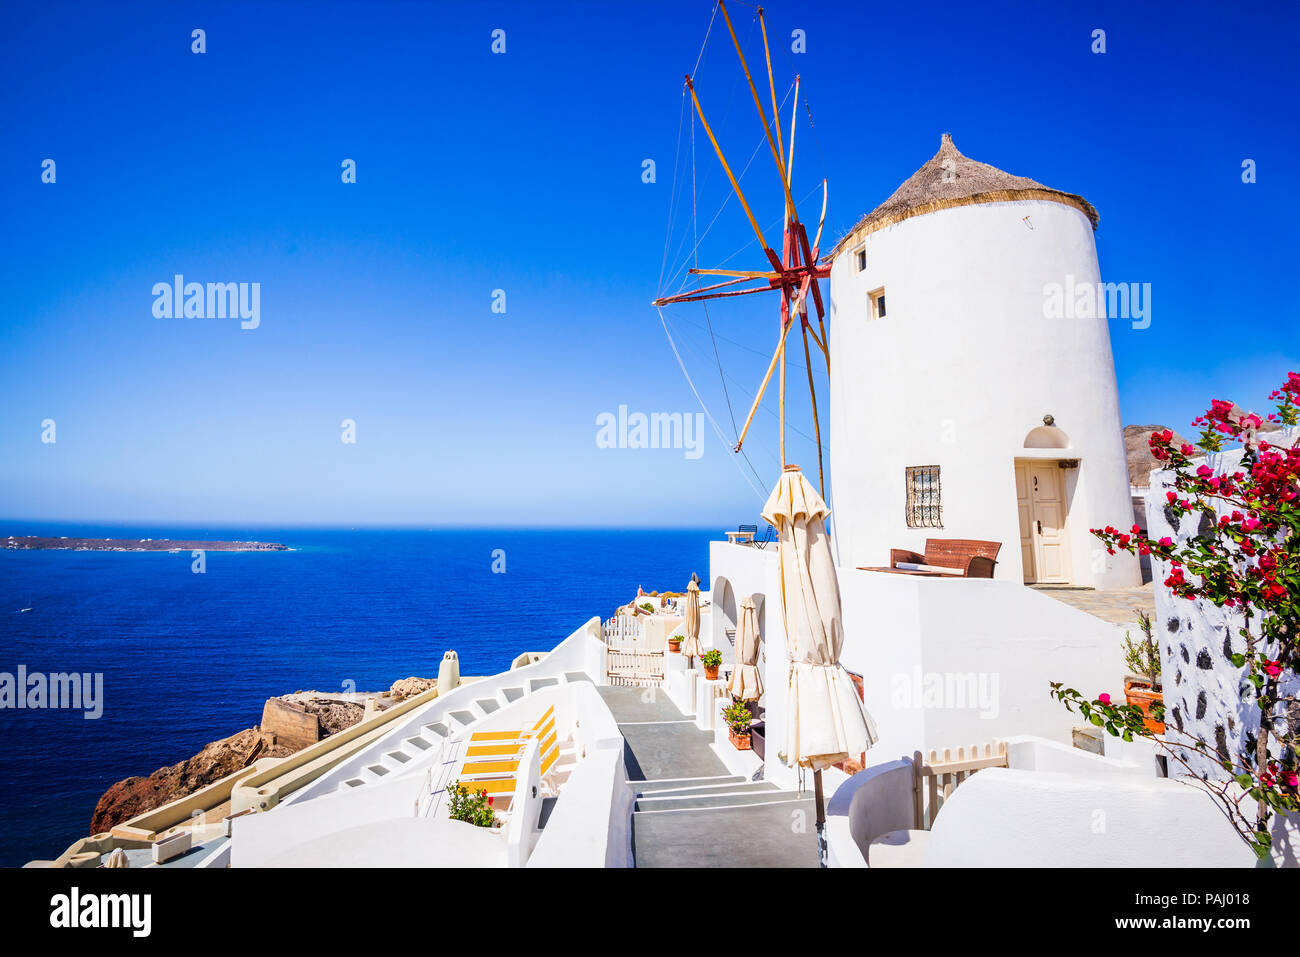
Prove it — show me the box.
[653,281,774,307]
[760,8,787,175]
[688,267,782,280]
[718,0,798,223]
[735,316,795,453]
[801,320,826,499]
[685,76,784,273]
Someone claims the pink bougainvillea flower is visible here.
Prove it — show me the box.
[1263,660,1282,678]
[1098,693,1111,705]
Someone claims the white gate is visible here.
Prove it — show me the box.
[603,614,665,687]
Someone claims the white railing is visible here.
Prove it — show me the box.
[913,740,1008,830]
[416,765,450,819]
[414,766,433,817]
[506,736,542,867]
[602,614,643,645]
[415,741,457,819]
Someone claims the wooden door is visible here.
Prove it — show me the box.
[1028,462,1071,584]
[1014,464,1035,582]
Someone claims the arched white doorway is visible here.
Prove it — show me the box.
[1015,424,1075,584]
[710,574,738,660]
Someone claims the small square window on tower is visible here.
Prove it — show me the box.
[869,287,887,320]
[905,465,942,528]
[854,246,866,272]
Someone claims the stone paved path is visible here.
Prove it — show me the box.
[1030,583,1156,628]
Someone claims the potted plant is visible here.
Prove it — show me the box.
[1122,609,1163,732]
[639,601,655,614]
[446,780,497,828]
[701,649,722,680]
[668,634,683,653]
[723,700,753,750]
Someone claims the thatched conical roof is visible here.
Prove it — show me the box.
[832,134,1099,255]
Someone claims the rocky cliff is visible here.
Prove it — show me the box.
[88,696,365,835]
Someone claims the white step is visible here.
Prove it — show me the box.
[402,735,435,758]
[421,721,451,743]
[381,750,413,771]
[447,709,477,728]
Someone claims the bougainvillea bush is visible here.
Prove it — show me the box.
[1052,372,1299,859]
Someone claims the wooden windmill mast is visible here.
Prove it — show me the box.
[652,1,831,496]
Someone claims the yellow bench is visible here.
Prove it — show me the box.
[468,705,554,745]
[539,725,559,778]
[457,705,563,791]
[465,741,527,758]
[451,778,516,796]
[460,759,520,776]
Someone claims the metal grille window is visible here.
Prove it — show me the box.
[905,465,943,528]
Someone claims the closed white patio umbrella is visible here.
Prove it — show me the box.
[728,596,763,701]
[679,579,703,665]
[762,464,877,865]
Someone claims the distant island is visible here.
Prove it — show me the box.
[4,536,289,552]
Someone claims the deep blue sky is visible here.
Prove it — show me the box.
[2,1,1296,526]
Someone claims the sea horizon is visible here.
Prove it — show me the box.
[2,519,743,532]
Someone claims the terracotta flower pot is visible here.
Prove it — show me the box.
[668,640,681,653]
[729,729,752,751]
[1124,679,1165,734]
[704,664,719,680]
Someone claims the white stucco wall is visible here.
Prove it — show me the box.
[826,199,1139,588]
[839,571,1128,758]
[1144,450,1300,778]
[709,542,1128,787]
[926,767,1256,867]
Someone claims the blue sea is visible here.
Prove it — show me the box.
[0,524,712,867]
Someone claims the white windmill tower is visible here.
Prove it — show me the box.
[826,134,1140,588]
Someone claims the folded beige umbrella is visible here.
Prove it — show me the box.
[104,847,130,868]
[762,464,878,866]
[679,579,704,664]
[728,596,763,701]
